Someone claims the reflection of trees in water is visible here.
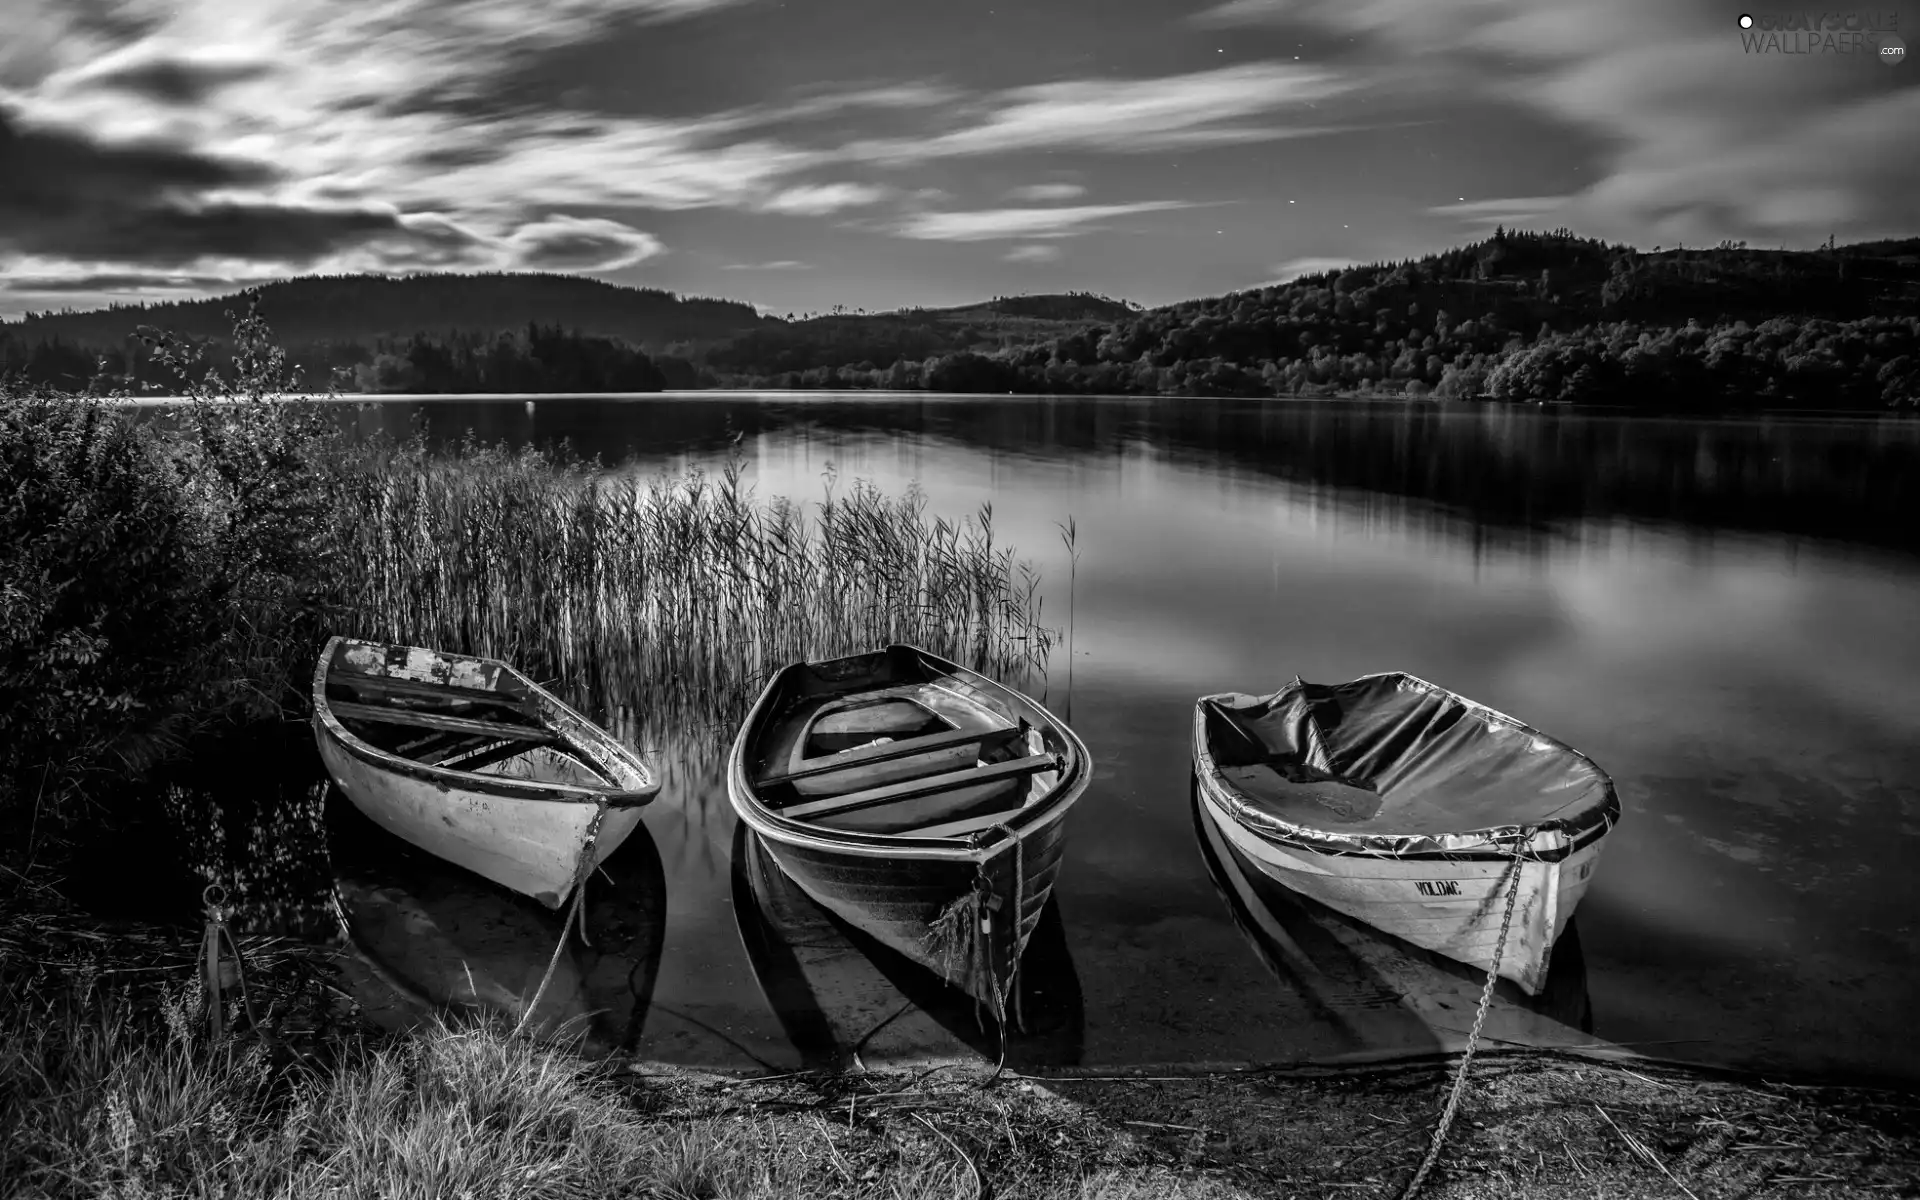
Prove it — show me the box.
[349,396,1919,556]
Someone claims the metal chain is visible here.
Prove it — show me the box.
[1399,843,1527,1200]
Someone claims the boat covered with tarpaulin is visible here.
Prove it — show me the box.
[1192,672,1618,995]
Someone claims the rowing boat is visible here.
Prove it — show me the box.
[1191,673,1619,996]
[727,645,1091,1017]
[312,636,659,908]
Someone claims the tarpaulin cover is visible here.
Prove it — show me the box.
[1197,673,1618,859]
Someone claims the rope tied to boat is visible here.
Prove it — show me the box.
[199,883,260,1042]
[1397,835,1530,1200]
[516,797,608,1038]
[922,820,1031,1074]
[992,822,1030,1033]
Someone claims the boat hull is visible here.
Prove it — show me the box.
[755,805,1069,1008]
[733,824,1083,1067]
[317,730,645,909]
[1195,774,1603,995]
[1192,782,1596,1051]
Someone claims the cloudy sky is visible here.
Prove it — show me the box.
[3,0,1916,318]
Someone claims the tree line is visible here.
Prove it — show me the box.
[3,230,1916,408]
[0,323,699,395]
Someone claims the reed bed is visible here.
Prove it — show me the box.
[322,438,1054,768]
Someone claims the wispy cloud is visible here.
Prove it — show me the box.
[773,82,964,123]
[0,0,787,286]
[721,259,813,270]
[1193,0,1920,247]
[1429,196,1572,229]
[1004,244,1063,263]
[1189,0,1288,25]
[895,201,1197,242]
[759,182,892,216]
[1,0,1381,306]
[501,215,664,270]
[1007,183,1087,202]
[1267,256,1364,282]
[844,63,1354,163]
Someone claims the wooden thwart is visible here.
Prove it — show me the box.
[331,672,533,714]
[435,738,544,773]
[903,807,1033,840]
[781,753,1060,822]
[328,700,554,744]
[760,724,1026,786]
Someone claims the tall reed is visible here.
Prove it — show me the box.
[321,436,1055,771]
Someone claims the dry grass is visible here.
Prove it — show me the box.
[0,941,1241,1200]
[321,438,1055,775]
[4,904,1915,1200]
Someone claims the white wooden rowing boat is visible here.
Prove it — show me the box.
[312,636,659,908]
[1192,673,1619,996]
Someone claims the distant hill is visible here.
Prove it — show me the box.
[2,272,773,347]
[705,291,1141,376]
[696,231,1920,409]
[4,239,1917,408]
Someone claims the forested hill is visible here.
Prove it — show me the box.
[2,272,772,346]
[4,235,1919,407]
[696,231,1920,409]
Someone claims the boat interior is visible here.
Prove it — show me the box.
[1202,678,1613,835]
[324,643,612,787]
[754,666,1066,839]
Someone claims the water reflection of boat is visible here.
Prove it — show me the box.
[1192,674,1618,995]
[731,823,1084,1069]
[327,791,666,1050]
[313,637,659,908]
[728,645,1091,1016]
[1192,779,1594,1055]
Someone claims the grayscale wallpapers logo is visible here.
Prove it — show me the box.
[1736,11,1906,63]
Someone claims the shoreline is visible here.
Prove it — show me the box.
[43,899,1920,1095]
[94,389,1920,419]
[7,897,1917,1198]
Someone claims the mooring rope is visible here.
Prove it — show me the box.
[516,797,608,1037]
[978,821,1028,1084]
[1397,839,1529,1200]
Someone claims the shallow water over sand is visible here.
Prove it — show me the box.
[309,395,1920,1083]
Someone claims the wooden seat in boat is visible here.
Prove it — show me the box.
[779,752,1061,823]
[329,671,537,713]
[760,723,1027,787]
[326,699,554,744]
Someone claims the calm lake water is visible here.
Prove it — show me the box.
[314,393,1920,1084]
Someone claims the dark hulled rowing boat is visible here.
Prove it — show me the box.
[727,645,1091,1017]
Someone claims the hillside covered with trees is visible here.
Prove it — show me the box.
[698,232,1920,409]
[3,235,1916,407]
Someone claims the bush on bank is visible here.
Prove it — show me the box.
[0,297,341,847]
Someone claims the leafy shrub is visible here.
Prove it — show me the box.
[0,295,340,833]
[0,387,213,789]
